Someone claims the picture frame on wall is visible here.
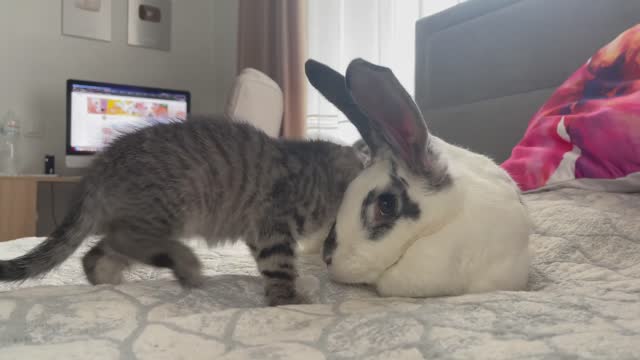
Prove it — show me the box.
[62,0,112,42]
[128,0,172,51]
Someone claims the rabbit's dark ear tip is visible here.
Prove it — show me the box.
[348,58,369,67]
[305,59,321,76]
[347,58,392,78]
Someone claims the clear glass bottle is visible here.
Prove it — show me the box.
[0,110,20,176]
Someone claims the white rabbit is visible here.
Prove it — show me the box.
[305,58,530,297]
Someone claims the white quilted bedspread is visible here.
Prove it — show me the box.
[0,188,639,359]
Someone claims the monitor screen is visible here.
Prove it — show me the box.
[66,80,191,155]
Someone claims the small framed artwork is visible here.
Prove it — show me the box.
[128,0,172,51]
[62,0,112,42]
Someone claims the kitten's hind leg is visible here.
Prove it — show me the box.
[82,239,130,285]
[254,223,308,306]
[104,221,204,288]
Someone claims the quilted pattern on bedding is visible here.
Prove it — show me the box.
[0,189,638,359]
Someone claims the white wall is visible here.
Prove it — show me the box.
[1,0,238,176]
[212,0,239,112]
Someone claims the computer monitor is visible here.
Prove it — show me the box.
[66,79,191,168]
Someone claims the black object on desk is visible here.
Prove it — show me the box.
[44,154,55,174]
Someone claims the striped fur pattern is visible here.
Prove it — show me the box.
[0,116,363,306]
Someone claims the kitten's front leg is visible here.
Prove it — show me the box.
[255,222,309,306]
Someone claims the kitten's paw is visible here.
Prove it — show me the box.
[296,275,320,294]
[266,286,310,306]
[97,272,124,286]
[83,254,126,286]
[268,293,310,306]
[87,271,124,286]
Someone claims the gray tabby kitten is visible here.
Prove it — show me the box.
[0,114,363,306]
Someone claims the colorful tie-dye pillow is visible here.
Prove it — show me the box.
[502,24,640,192]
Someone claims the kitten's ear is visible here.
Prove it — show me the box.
[305,59,380,154]
[346,58,433,176]
[352,139,371,166]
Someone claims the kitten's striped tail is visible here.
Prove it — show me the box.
[0,195,92,282]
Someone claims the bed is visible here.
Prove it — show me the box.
[1,189,639,359]
[2,1,640,359]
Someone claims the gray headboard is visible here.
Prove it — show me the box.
[415,0,640,162]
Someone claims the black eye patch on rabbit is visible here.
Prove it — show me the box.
[361,169,421,240]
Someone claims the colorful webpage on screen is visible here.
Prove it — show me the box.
[70,84,188,153]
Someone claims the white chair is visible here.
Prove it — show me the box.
[224,68,283,137]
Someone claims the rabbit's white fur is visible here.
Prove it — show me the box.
[329,137,530,297]
[304,57,530,298]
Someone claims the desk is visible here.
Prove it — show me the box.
[0,176,82,242]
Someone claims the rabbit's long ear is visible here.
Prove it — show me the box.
[305,59,379,154]
[346,58,439,178]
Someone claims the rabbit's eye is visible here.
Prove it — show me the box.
[376,193,397,217]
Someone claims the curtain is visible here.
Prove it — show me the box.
[237,0,308,139]
[306,0,466,143]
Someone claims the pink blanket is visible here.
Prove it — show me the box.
[502,24,640,192]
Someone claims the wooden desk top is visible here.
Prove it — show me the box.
[0,175,82,183]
